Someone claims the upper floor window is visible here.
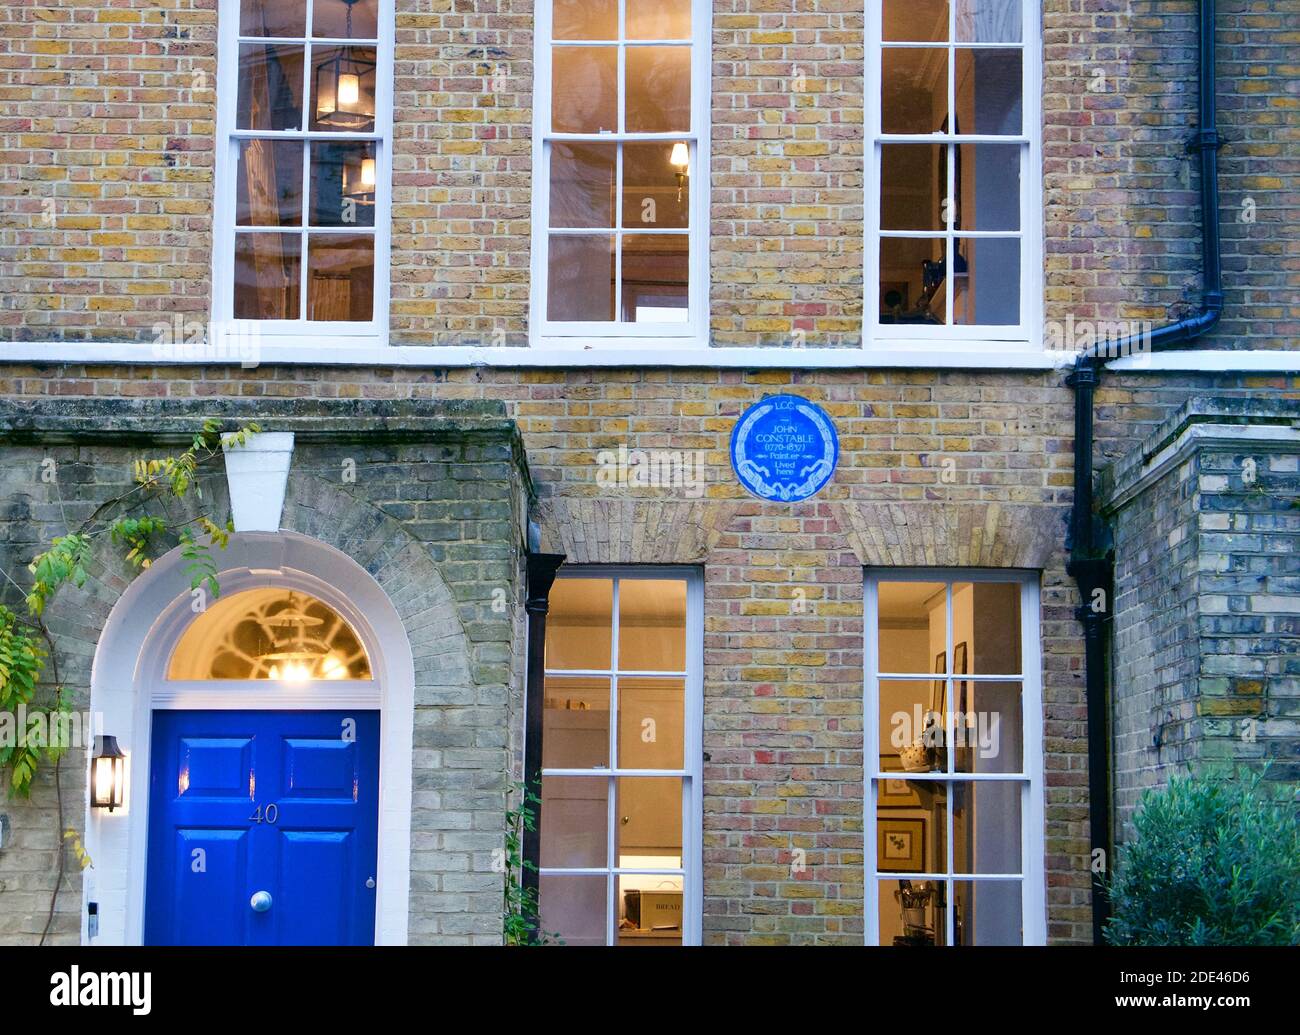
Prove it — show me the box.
[530,0,709,344]
[214,0,391,341]
[867,1,1038,349]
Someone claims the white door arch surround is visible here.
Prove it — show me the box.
[81,531,415,945]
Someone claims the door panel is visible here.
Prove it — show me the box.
[178,736,254,798]
[168,828,250,945]
[274,831,353,945]
[146,710,380,946]
[282,734,361,799]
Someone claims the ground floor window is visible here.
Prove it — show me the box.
[537,568,702,945]
[865,570,1045,945]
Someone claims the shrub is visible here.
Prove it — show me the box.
[1106,769,1300,946]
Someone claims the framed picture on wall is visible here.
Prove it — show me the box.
[878,818,926,873]
[878,757,923,808]
[931,650,946,705]
[928,651,948,768]
[954,640,971,771]
[929,651,947,726]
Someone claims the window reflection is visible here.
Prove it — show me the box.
[234,233,301,320]
[306,233,374,321]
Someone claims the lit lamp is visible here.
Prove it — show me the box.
[255,593,349,681]
[670,142,689,203]
[344,149,377,204]
[314,0,376,129]
[91,736,125,812]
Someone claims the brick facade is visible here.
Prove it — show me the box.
[3,1,1296,348]
[0,0,1296,948]
[4,368,1295,946]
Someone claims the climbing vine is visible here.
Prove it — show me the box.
[0,418,259,943]
[502,780,561,945]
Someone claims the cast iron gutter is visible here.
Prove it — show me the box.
[1066,0,1224,945]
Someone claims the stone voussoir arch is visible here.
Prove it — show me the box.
[535,497,748,564]
[832,500,1068,570]
[279,470,472,690]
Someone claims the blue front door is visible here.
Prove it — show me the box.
[145,710,381,946]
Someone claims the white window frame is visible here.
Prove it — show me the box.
[864,2,1043,354]
[211,0,394,349]
[863,568,1046,945]
[528,0,712,349]
[538,566,704,945]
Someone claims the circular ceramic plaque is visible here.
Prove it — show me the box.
[729,394,839,502]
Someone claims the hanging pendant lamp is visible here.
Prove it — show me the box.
[314,0,376,129]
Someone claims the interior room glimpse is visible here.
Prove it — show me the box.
[543,0,695,327]
[875,0,1025,327]
[870,574,1032,946]
[538,573,692,945]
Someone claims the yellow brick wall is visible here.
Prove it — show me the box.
[3,1,1294,348]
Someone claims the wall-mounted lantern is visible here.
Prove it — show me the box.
[90,736,126,812]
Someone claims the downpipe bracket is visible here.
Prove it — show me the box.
[1184,127,1223,153]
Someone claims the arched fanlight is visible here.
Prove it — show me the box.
[314,0,376,129]
[168,587,372,681]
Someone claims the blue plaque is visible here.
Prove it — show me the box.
[729,394,839,502]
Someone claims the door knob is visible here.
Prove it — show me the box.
[250,890,273,913]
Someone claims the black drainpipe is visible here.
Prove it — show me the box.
[1066,0,1224,945]
[522,524,565,928]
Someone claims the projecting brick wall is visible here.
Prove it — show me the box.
[1105,398,1300,834]
[1107,436,1203,828]
[3,0,1295,347]
[0,399,531,945]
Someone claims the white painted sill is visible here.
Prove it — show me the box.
[1,340,1297,372]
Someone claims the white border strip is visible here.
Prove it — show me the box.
[2,340,1289,369]
[1105,349,1300,372]
[2,343,1296,371]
